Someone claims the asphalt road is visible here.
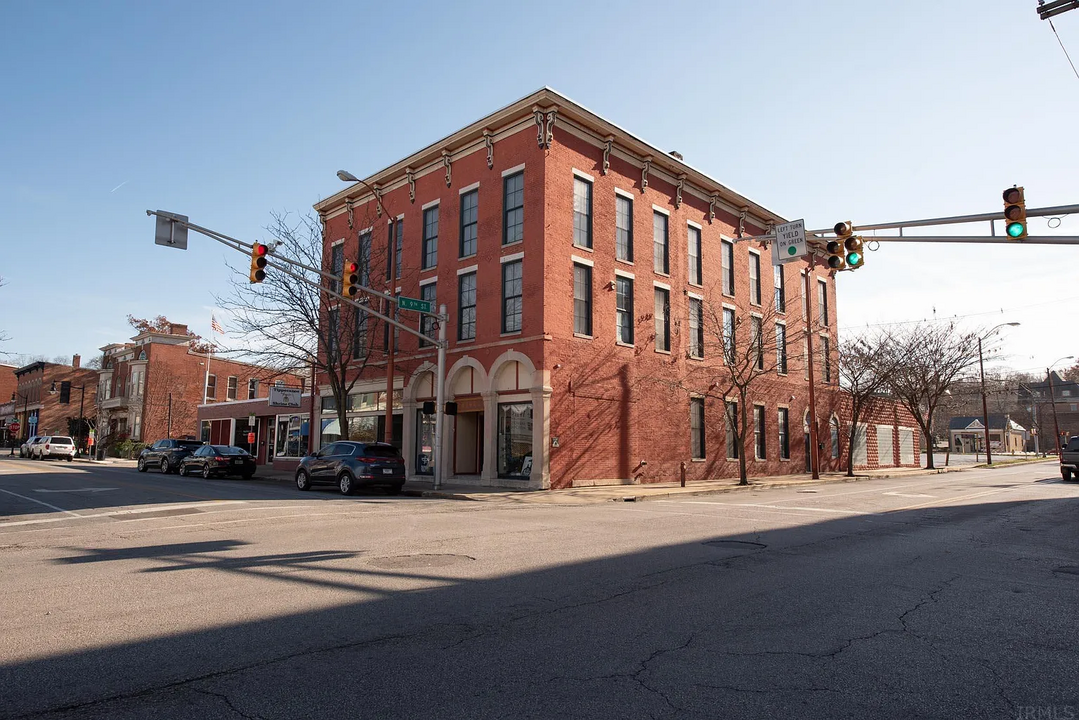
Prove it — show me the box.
[1,457,1077,719]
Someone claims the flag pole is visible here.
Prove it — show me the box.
[204,313,213,405]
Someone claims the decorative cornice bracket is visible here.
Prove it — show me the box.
[345,200,354,229]
[602,136,613,175]
[483,129,494,169]
[738,207,749,238]
[675,174,686,209]
[641,155,653,193]
[406,168,416,203]
[708,194,718,224]
[373,186,382,218]
[441,150,452,187]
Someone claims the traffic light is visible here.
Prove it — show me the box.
[342,260,359,298]
[249,243,268,283]
[844,234,865,270]
[826,222,851,270]
[59,381,71,404]
[1003,186,1027,239]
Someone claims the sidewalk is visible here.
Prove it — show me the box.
[247,461,1035,505]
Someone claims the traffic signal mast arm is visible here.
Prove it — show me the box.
[144,210,448,342]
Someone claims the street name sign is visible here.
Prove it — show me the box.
[397,296,432,313]
[773,219,807,265]
[154,210,189,250]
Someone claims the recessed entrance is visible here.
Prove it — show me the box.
[454,411,483,475]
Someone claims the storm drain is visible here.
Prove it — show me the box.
[368,554,475,570]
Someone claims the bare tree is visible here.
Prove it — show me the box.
[880,323,981,469]
[215,211,393,449]
[839,332,900,477]
[127,315,213,355]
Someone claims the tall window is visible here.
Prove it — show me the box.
[653,211,669,274]
[754,405,766,460]
[460,190,478,258]
[801,270,808,320]
[688,225,702,285]
[688,297,704,358]
[420,283,437,346]
[358,231,371,285]
[226,376,238,401]
[503,172,524,245]
[353,302,369,358]
[723,307,736,364]
[330,243,344,294]
[458,272,476,340]
[422,206,438,270]
[247,378,258,400]
[749,252,761,305]
[831,417,841,458]
[722,240,735,295]
[616,276,634,344]
[778,408,790,460]
[206,374,217,400]
[573,177,592,249]
[803,337,810,380]
[818,279,829,327]
[821,335,832,383]
[328,306,340,356]
[776,323,788,374]
[751,315,764,370]
[386,219,402,279]
[690,397,705,459]
[502,260,523,333]
[726,401,739,459]
[654,287,670,352]
[774,265,786,313]
[573,264,592,336]
[616,194,633,261]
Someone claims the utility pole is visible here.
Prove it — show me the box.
[804,270,820,480]
[385,219,396,445]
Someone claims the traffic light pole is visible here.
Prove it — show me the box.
[147,210,451,489]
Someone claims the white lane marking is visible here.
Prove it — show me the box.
[661,500,862,515]
[0,500,246,528]
[883,491,935,498]
[34,488,118,494]
[0,488,82,517]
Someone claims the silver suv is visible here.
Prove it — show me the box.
[20,436,44,458]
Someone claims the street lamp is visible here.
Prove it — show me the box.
[1047,355,1075,460]
[978,322,1020,466]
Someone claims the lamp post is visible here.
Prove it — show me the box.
[977,322,1020,466]
[1047,355,1075,460]
[9,391,29,455]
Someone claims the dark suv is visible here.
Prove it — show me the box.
[138,439,205,474]
[295,441,405,495]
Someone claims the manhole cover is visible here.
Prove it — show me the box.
[703,540,767,550]
[1053,566,1079,577]
[368,554,474,569]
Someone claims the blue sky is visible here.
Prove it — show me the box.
[2,0,1077,377]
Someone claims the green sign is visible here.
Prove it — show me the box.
[397,296,432,313]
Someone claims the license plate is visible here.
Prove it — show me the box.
[382,468,393,474]
[233,459,242,464]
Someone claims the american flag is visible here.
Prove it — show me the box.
[210,314,224,335]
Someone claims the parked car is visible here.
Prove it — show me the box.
[35,436,76,461]
[138,439,206,474]
[1060,436,1079,481]
[19,436,44,458]
[178,445,256,479]
[294,441,405,495]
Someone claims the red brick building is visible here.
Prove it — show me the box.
[95,323,304,455]
[13,356,98,445]
[313,88,918,489]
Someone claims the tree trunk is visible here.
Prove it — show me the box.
[738,395,749,485]
[846,409,858,478]
[922,415,935,469]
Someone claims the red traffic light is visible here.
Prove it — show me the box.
[345,261,358,274]
[254,243,268,256]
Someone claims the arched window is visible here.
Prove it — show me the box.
[830,416,841,458]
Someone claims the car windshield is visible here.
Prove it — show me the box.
[212,446,248,456]
[49,437,73,444]
[1066,438,1079,452]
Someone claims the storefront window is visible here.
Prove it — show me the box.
[275,415,309,458]
[497,402,533,479]
[347,416,379,442]
[200,420,210,444]
[416,409,435,475]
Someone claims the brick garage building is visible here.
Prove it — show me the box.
[314,88,918,489]
[13,356,98,445]
[95,322,304,456]
[197,392,314,473]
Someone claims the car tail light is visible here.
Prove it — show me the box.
[44,444,50,451]
[357,456,381,463]
[214,456,225,462]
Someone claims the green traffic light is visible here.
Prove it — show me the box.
[1007,222,1025,238]
[846,252,862,266]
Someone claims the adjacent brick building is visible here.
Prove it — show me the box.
[13,356,98,444]
[313,88,919,489]
[95,322,305,455]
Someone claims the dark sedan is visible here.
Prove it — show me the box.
[294,441,405,495]
[138,439,205,474]
[179,445,256,479]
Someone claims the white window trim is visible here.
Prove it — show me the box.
[614,187,634,200]
[457,264,479,276]
[571,254,594,267]
[652,204,670,216]
[722,302,737,311]
[394,213,405,221]
[500,251,524,264]
[572,168,595,182]
[686,219,703,230]
[421,198,440,210]
[653,280,671,291]
[501,163,526,177]
[359,225,373,236]
[458,181,480,195]
[331,238,345,247]
[614,268,635,280]
[419,275,438,287]
[687,290,703,301]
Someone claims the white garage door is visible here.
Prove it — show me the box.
[853,424,868,467]
[899,428,916,465]
[876,425,894,467]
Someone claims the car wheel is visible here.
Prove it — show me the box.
[338,472,354,496]
[160,459,171,474]
[386,484,403,496]
[137,458,147,472]
[179,464,188,477]
[202,465,212,480]
[295,470,311,491]
[1063,469,1074,482]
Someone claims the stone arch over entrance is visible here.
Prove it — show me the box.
[405,361,438,402]
[445,356,489,397]
[489,350,537,392]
